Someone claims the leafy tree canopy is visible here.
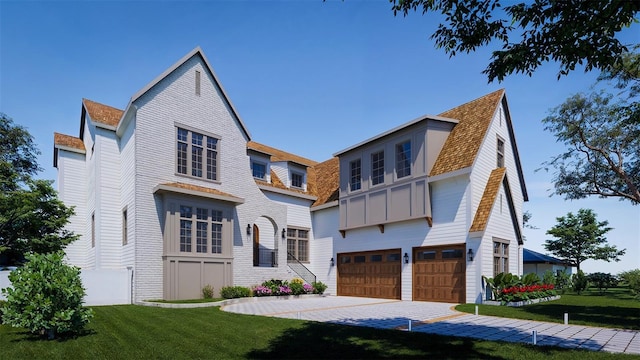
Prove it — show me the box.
[0,113,77,265]
[390,0,639,82]
[544,208,625,272]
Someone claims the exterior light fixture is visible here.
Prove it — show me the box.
[403,253,409,264]
[282,228,286,239]
[467,248,474,261]
[246,224,251,235]
[330,257,335,267]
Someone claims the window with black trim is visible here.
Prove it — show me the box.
[179,205,223,254]
[371,150,384,185]
[291,172,304,189]
[349,159,361,191]
[252,161,266,180]
[176,127,219,181]
[497,137,505,168]
[91,212,95,248]
[493,239,509,276]
[396,140,411,178]
[122,209,128,246]
[287,227,309,262]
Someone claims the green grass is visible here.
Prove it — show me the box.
[145,298,224,304]
[456,288,640,330]
[1,305,637,359]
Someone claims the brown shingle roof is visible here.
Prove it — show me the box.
[430,89,505,177]
[470,167,506,233]
[311,157,339,207]
[54,132,85,151]
[159,182,241,199]
[247,141,318,167]
[83,98,124,127]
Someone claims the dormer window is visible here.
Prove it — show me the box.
[252,161,267,180]
[291,172,304,189]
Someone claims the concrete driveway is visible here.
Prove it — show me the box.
[221,295,640,354]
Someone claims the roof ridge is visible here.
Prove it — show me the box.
[82,98,124,112]
[247,141,318,166]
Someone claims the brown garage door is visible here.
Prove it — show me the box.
[337,249,401,300]
[413,245,465,303]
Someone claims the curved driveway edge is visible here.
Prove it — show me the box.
[221,296,640,355]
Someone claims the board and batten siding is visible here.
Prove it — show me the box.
[56,151,87,267]
[131,54,287,301]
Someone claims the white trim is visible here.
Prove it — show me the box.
[428,166,472,182]
[153,184,245,204]
[310,200,338,211]
[54,145,86,155]
[257,184,317,201]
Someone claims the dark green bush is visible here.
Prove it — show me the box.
[542,270,556,286]
[587,272,617,294]
[554,271,571,294]
[1,252,93,338]
[522,273,541,285]
[220,286,252,299]
[312,281,327,294]
[618,269,640,297]
[572,270,589,294]
[0,300,5,324]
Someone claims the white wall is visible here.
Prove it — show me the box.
[57,151,87,267]
[0,268,131,306]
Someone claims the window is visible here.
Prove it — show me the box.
[395,141,411,178]
[195,70,201,96]
[179,205,223,254]
[291,172,303,188]
[176,127,219,181]
[349,159,361,191]
[497,138,505,167]
[493,239,509,276]
[371,150,384,185]
[91,212,95,248]
[286,228,309,262]
[252,161,266,180]
[122,209,128,246]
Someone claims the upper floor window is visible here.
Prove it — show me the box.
[122,208,128,246]
[497,137,505,168]
[180,205,223,254]
[176,127,219,181]
[493,239,509,276]
[371,150,384,186]
[395,141,411,178]
[291,172,304,189]
[252,161,266,180]
[349,159,361,191]
[195,70,201,96]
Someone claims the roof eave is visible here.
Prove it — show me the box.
[257,184,317,201]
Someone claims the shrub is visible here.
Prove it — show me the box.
[572,270,588,294]
[289,281,305,295]
[1,252,93,338]
[220,286,252,299]
[500,284,555,303]
[618,269,640,297]
[312,281,327,294]
[521,273,541,285]
[586,272,617,294]
[542,270,556,286]
[202,284,214,299]
[554,271,571,294]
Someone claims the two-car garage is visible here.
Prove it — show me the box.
[337,244,466,303]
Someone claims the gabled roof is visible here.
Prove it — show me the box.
[311,157,340,207]
[82,98,124,128]
[255,170,317,201]
[469,167,523,245]
[127,46,251,140]
[53,132,85,168]
[248,141,318,167]
[153,182,244,204]
[523,248,568,265]
[430,89,505,177]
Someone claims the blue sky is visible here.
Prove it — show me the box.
[1,1,638,274]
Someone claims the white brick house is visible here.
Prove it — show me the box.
[53,47,527,304]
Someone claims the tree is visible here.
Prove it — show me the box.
[544,208,625,272]
[0,114,77,264]
[390,0,639,82]
[540,90,640,204]
[1,251,93,339]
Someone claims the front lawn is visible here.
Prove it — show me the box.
[0,305,634,359]
[456,288,640,330]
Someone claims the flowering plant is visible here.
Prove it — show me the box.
[500,283,555,303]
[253,285,272,297]
[302,283,313,293]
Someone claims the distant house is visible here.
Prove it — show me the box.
[52,47,528,304]
[523,248,572,278]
